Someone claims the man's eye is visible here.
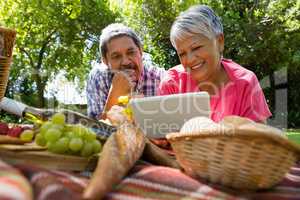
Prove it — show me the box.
[128,50,136,55]
[111,55,121,60]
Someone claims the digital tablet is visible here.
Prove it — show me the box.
[129,92,210,138]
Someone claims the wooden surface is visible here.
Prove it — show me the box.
[0,143,46,151]
[0,144,98,171]
[0,135,25,144]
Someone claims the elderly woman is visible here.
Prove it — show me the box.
[159,5,271,123]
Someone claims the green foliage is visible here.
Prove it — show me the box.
[0,0,118,107]
[113,0,299,75]
[1,0,299,127]
[113,0,299,128]
[110,0,182,69]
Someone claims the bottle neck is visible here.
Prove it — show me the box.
[25,107,55,122]
[24,106,42,116]
[0,97,27,117]
[23,107,45,124]
[0,97,49,124]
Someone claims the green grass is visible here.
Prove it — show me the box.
[285,129,300,145]
[285,129,300,134]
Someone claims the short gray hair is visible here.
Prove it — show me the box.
[99,23,142,59]
[170,5,223,48]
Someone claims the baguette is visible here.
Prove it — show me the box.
[82,122,145,200]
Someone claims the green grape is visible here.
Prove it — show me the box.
[40,121,52,135]
[63,124,73,132]
[65,131,75,139]
[47,141,55,152]
[51,124,64,132]
[72,124,87,138]
[44,128,62,142]
[35,134,47,146]
[80,141,94,157]
[84,129,97,141]
[69,138,83,152]
[52,137,70,153]
[51,112,66,125]
[92,140,102,154]
[20,130,34,142]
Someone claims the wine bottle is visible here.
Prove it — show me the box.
[0,97,116,138]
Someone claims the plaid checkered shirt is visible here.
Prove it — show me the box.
[86,54,166,120]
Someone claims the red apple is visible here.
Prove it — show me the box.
[8,126,24,138]
[0,122,9,135]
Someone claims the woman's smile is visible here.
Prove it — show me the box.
[190,61,205,70]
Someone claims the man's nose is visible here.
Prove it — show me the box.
[120,55,131,66]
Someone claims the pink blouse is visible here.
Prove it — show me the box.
[158,59,272,122]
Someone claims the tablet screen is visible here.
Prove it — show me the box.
[129,92,210,138]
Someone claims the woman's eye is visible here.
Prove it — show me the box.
[178,52,185,58]
[192,46,202,51]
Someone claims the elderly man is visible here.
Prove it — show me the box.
[86,23,166,120]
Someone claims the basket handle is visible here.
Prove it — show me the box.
[0,27,17,57]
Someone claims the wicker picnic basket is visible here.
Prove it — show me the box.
[0,27,16,101]
[166,116,300,190]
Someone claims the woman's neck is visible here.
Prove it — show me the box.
[199,63,229,95]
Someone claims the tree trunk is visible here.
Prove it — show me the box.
[34,31,55,108]
[35,70,45,108]
[269,70,275,114]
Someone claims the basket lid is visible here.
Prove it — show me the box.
[166,116,300,153]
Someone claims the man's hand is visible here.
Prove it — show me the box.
[101,69,138,119]
[111,69,137,94]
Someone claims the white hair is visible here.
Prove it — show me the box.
[170,5,223,48]
[99,23,142,59]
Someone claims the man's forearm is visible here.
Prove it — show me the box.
[101,86,130,119]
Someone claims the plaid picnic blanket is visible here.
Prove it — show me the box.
[104,164,238,200]
[104,163,300,200]
[0,160,33,200]
[245,165,300,200]
[11,161,300,200]
[16,164,89,200]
